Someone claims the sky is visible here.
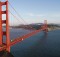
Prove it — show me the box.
[1,0,60,25]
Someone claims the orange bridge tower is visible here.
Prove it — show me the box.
[0,0,10,52]
[44,20,48,32]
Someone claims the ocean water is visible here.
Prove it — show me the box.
[10,29,60,57]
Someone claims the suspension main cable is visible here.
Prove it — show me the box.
[9,10,24,25]
[8,2,36,30]
[8,2,28,24]
[9,10,36,30]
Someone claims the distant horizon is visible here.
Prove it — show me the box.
[9,22,60,26]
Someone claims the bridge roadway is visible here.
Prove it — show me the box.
[0,27,47,51]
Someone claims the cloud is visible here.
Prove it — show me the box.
[24,13,60,18]
[27,13,35,16]
[26,13,45,17]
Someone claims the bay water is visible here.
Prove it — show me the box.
[9,28,60,57]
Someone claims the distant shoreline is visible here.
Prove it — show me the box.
[3,24,60,31]
[9,27,60,32]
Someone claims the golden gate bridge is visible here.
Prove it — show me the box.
[0,0,48,52]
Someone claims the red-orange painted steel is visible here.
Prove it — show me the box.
[0,27,47,51]
[0,2,3,45]
[0,0,10,52]
[0,0,48,52]
[0,26,48,51]
[11,30,41,46]
[2,20,6,24]
[0,19,48,52]
[6,1,10,52]
[10,27,47,46]
[44,20,48,32]
[1,2,6,5]
[2,11,6,14]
